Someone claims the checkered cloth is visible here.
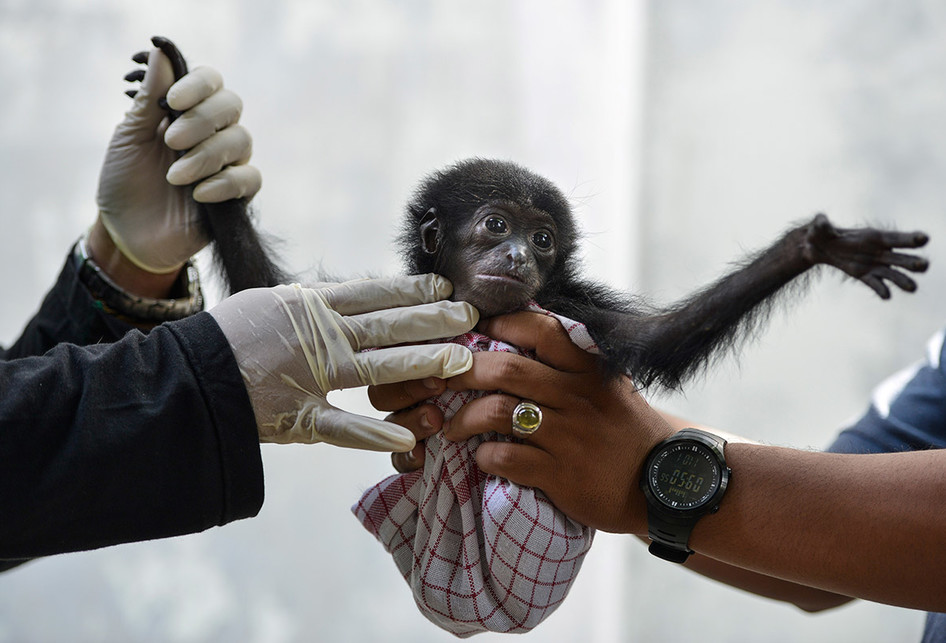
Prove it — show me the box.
[352,309,597,637]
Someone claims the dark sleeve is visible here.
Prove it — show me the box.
[0,248,136,361]
[0,312,264,559]
[828,329,946,454]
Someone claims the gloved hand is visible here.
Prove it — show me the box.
[97,45,262,274]
[209,275,479,451]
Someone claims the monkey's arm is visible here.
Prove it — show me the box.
[548,214,928,389]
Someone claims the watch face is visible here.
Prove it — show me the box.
[647,441,723,510]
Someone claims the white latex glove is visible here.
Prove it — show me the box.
[209,275,479,451]
[97,45,262,274]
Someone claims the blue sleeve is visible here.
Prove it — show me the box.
[829,329,946,454]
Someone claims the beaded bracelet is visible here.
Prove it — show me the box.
[72,235,204,324]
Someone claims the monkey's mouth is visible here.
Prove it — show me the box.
[476,272,525,285]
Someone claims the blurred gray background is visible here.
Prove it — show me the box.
[1,1,944,641]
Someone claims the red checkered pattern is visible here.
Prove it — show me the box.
[353,308,597,637]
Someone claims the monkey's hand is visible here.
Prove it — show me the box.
[801,213,929,299]
[96,42,261,274]
[209,276,479,451]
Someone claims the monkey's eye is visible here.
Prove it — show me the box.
[485,216,508,234]
[532,230,553,250]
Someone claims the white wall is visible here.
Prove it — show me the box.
[635,2,946,641]
[0,1,942,641]
[0,2,643,642]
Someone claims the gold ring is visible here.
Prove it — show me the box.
[512,401,543,437]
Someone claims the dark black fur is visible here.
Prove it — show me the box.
[133,39,926,392]
[400,158,929,389]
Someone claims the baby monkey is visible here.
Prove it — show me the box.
[400,158,929,388]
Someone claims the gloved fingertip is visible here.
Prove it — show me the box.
[430,274,454,299]
[459,302,480,327]
[442,345,474,378]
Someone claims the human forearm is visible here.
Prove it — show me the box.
[437,312,946,614]
[691,444,946,612]
[680,549,853,612]
[0,314,263,557]
[87,218,182,298]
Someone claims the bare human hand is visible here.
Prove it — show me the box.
[437,311,674,534]
[367,377,449,472]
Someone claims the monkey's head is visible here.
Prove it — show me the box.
[399,158,577,317]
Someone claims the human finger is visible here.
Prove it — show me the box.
[354,343,473,387]
[165,88,243,150]
[346,300,478,349]
[318,274,456,314]
[165,65,224,112]
[478,312,597,372]
[446,350,565,407]
[166,125,252,185]
[384,403,443,441]
[474,441,554,489]
[442,392,523,442]
[311,407,416,452]
[391,444,426,473]
[367,378,447,412]
[192,163,262,202]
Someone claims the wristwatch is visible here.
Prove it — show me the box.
[640,428,730,563]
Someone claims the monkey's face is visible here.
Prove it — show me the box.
[448,202,558,317]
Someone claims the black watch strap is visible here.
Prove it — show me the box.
[646,505,697,563]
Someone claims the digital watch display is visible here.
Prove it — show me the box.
[640,429,730,563]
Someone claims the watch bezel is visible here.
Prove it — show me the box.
[641,430,730,519]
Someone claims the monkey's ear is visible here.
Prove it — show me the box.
[419,208,442,254]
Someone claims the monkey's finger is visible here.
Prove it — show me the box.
[479,312,597,373]
[346,300,478,350]
[318,274,463,314]
[475,441,555,491]
[192,164,262,203]
[876,229,929,249]
[119,46,177,140]
[166,65,224,112]
[166,125,252,185]
[861,274,892,300]
[352,343,473,388]
[367,378,447,412]
[165,88,243,150]
[871,266,918,293]
[878,251,929,273]
[124,69,146,83]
